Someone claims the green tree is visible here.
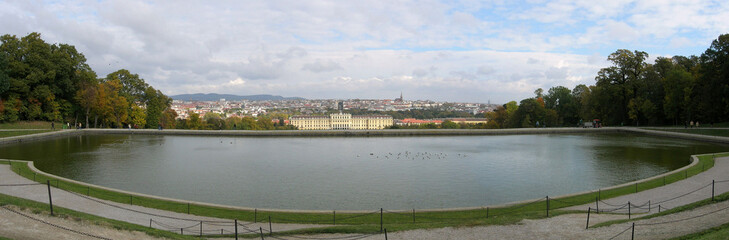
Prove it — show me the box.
[129,105,146,128]
[696,34,729,123]
[544,86,577,126]
[158,108,177,129]
[256,116,274,130]
[441,120,459,129]
[144,86,171,128]
[204,112,226,130]
[663,67,694,125]
[103,79,128,128]
[186,112,203,130]
[595,49,649,125]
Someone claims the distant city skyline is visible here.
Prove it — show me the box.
[2,1,727,103]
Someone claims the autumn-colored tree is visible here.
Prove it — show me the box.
[129,104,146,128]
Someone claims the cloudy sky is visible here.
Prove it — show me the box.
[1,0,727,103]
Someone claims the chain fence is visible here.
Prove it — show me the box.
[2,154,729,239]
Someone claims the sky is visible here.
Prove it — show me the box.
[1,0,728,104]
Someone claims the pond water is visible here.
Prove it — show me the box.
[1,133,726,210]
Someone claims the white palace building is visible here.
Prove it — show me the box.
[290,113,393,130]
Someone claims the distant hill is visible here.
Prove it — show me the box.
[171,93,305,101]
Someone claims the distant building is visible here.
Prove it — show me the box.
[290,113,393,130]
[395,92,404,103]
[395,118,488,126]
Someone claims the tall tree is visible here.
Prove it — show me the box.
[595,49,649,125]
[544,86,577,126]
[696,34,729,123]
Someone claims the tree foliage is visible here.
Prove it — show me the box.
[488,33,729,128]
[0,33,172,128]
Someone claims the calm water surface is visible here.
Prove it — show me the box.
[1,133,726,210]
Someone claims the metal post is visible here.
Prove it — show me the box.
[546,196,550,217]
[87,186,90,196]
[486,207,489,218]
[181,228,184,235]
[46,180,54,216]
[234,219,238,240]
[586,207,591,229]
[255,209,257,223]
[712,180,715,201]
[648,200,651,212]
[333,211,336,225]
[658,205,661,213]
[595,196,599,213]
[628,201,631,219]
[259,227,264,240]
[130,195,133,205]
[187,203,190,214]
[149,219,152,228]
[663,176,666,185]
[385,228,388,240]
[269,216,272,235]
[200,221,203,237]
[380,208,383,233]
[412,209,415,223]
[631,222,635,240]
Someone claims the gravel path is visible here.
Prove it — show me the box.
[565,154,729,214]
[2,156,729,240]
[0,163,327,239]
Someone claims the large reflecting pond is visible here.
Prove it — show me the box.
[1,133,726,210]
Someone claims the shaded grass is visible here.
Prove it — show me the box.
[0,130,56,138]
[646,128,729,138]
[0,121,61,130]
[2,152,723,235]
[591,190,729,228]
[0,192,196,240]
[672,221,729,240]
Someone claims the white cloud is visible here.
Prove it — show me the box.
[301,59,343,73]
[1,0,726,103]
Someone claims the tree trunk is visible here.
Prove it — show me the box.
[85,108,90,129]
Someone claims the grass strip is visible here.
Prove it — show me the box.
[0,121,60,130]
[0,130,56,138]
[1,152,724,235]
[591,190,729,229]
[0,192,196,240]
[644,128,729,138]
[671,221,729,240]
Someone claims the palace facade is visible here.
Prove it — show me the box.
[290,113,393,130]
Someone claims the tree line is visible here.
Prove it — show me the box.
[175,112,296,130]
[486,33,729,128]
[0,33,173,128]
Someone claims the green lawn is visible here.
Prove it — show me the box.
[0,121,62,130]
[646,128,729,138]
[674,221,729,240]
[2,153,724,236]
[0,130,56,138]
